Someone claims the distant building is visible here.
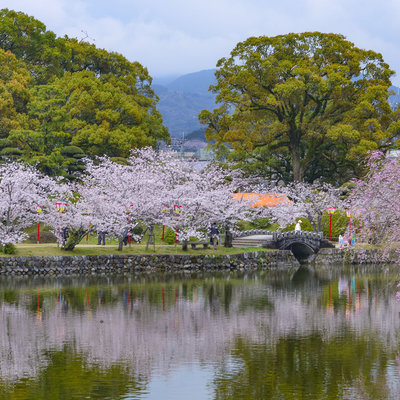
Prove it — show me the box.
[197,148,216,161]
[386,149,400,159]
[232,193,290,207]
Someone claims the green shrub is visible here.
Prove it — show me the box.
[60,145,85,158]
[132,224,145,236]
[280,211,349,240]
[164,227,176,245]
[110,157,129,165]
[237,219,278,231]
[2,243,16,254]
[237,220,252,231]
[248,217,275,230]
[283,218,313,232]
[322,209,349,241]
[28,231,57,243]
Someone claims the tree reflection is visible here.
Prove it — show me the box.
[212,333,393,400]
[0,347,147,400]
[0,270,399,399]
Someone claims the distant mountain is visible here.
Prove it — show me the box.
[389,85,400,108]
[155,71,400,138]
[154,69,217,137]
[185,128,207,141]
[167,69,217,94]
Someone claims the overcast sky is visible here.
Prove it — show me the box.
[3,0,400,84]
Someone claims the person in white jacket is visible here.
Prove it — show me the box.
[295,220,302,232]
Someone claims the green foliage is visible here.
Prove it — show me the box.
[132,223,146,241]
[248,217,275,230]
[28,231,57,244]
[164,227,176,245]
[0,147,23,158]
[237,218,278,231]
[59,146,86,181]
[0,9,169,178]
[322,209,349,240]
[60,146,85,158]
[340,181,357,200]
[279,212,348,238]
[0,347,138,399]
[110,157,129,165]
[282,219,313,232]
[1,243,16,254]
[200,32,398,184]
[0,49,31,140]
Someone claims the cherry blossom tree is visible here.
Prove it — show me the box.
[126,148,258,248]
[170,164,260,247]
[41,147,263,251]
[268,182,343,232]
[43,157,144,251]
[126,148,185,249]
[0,162,57,245]
[348,151,400,247]
[42,183,94,251]
[78,158,141,251]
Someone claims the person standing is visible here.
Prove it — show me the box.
[295,220,302,232]
[209,222,220,250]
[97,231,106,246]
[61,227,69,247]
[338,233,344,249]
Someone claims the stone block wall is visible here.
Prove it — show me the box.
[314,248,396,265]
[0,250,300,276]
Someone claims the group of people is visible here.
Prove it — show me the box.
[63,224,222,249]
[97,229,131,246]
[338,232,356,248]
[293,219,357,248]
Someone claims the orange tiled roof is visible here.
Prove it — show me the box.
[233,193,289,207]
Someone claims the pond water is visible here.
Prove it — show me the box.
[0,265,400,399]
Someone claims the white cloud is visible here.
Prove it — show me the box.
[3,0,400,83]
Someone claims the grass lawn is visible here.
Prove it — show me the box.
[13,224,269,257]
[6,243,267,257]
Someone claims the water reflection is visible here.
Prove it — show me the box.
[0,267,399,399]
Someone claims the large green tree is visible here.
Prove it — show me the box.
[0,9,169,177]
[0,48,30,139]
[199,32,400,183]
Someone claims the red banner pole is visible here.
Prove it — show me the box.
[37,220,40,244]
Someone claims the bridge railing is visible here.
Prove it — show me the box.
[273,231,324,240]
[234,229,324,240]
[233,230,275,238]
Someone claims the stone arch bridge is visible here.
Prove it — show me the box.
[232,230,334,263]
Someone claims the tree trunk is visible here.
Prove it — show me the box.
[290,134,304,182]
[292,153,303,182]
[224,225,233,247]
[146,225,155,250]
[63,227,88,251]
[118,239,123,251]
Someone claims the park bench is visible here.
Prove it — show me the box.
[190,241,209,249]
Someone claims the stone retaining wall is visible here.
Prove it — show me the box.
[314,248,397,265]
[0,250,300,276]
